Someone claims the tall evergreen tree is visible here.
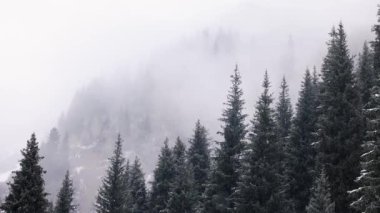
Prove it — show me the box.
[306,168,335,213]
[317,23,364,213]
[129,157,148,213]
[149,139,175,213]
[357,42,375,105]
[166,138,195,213]
[275,77,293,142]
[95,135,127,213]
[123,160,132,213]
[234,72,288,213]
[0,133,49,213]
[187,120,210,201]
[349,75,380,213]
[54,171,76,213]
[275,77,293,182]
[285,69,319,213]
[372,6,380,76]
[203,65,248,212]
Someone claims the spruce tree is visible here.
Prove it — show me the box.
[95,135,127,213]
[203,65,248,212]
[129,157,148,213]
[123,160,132,213]
[0,133,49,213]
[275,77,293,142]
[372,6,380,76]
[318,23,363,213]
[187,120,210,201]
[306,168,335,213]
[234,72,287,213]
[357,42,375,105]
[165,138,195,213]
[285,69,319,213]
[349,76,380,213]
[149,139,175,213]
[275,77,293,184]
[54,171,76,213]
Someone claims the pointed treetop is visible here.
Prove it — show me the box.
[263,70,270,89]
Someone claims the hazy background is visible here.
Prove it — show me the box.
[0,0,378,211]
[0,0,376,156]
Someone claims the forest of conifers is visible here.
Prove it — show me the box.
[1,5,380,213]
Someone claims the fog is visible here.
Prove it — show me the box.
[0,0,378,211]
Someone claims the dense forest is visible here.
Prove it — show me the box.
[1,5,380,213]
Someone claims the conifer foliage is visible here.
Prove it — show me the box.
[318,23,364,213]
[285,69,319,213]
[203,65,248,212]
[0,133,49,213]
[275,77,293,142]
[187,120,210,203]
[129,157,148,213]
[372,6,380,75]
[357,42,375,104]
[306,169,335,213]
[54,171,76,213]
[165,138,195,213]
[349,76,380,213]
[95,135,127,213]
[149,139,175,213]
[234,72,288,213]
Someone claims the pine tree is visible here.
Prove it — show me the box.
[275,77,293,142]
[275,77,293,188]
[95,135,127,213]
[54,171,76,213]
[372,6,380,76]
[285,69,319,213]
[149,139,175,213]
[318,23,364,213]
[306,168,335,213]
[0,133,49,212]
[357,42,375,105]
[123,160,132,213]
[202,65,248,212]
[129,157,148,213]
[234,72,288,213]
[187,120,210,202]
[349,75,380,213]
[166,138,195,213]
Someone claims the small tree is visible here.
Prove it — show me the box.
[129,157,148,213]
[55,171,76,213]
[165,138,196,213]
[187,120,210,203]
[95,135,127,213]
[149,139,175,213]
[306,169,335,213]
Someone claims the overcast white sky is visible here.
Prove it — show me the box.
[0,0,378,157]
